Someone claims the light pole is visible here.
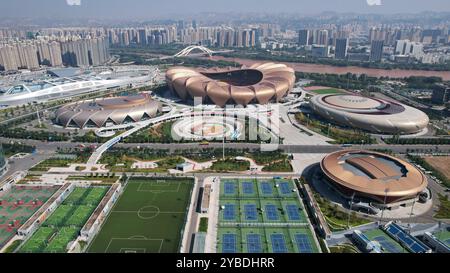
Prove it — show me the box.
[408,197,417,234]
[347,192,356,229]
[222,135,225,160]
[379,188,389,224]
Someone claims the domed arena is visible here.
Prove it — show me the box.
[165,62,295,106]
[55,93,161,129]
[320,150,428,206]
[309,94,429,134]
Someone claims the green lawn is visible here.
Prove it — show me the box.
[363,229,406,253]
[310,88,344,95]
[63,188,90,205]
[19,227,55,253]
[198,217,208,232]
[43,205,72,226]
[211,158,250,172]
[435,194,450,219]
[18,186,108,253]
[65,205,94,227]
[44,227,79,253]
[87,177,193,253]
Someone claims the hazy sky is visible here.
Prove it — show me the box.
[1,0,449,19]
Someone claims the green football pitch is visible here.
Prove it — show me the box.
[87,178,193,253]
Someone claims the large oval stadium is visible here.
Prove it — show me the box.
[320,150,428,206]
[55,93,160,129]
[309,94,429,134]
[165,62,295,106]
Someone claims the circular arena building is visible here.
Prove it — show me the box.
[165,62,295,106]
[55,93,160,129]
[309,94,429,134]
[320,150,428,207]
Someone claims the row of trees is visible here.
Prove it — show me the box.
[384,137,450,145]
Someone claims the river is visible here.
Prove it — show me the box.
[209,56,450,81]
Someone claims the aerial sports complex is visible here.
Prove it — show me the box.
[165,62,295,106]
[309,94,429,134]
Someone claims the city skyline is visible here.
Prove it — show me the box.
[1,0,450,20]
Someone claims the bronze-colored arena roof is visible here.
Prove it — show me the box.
[55,93,160,128]
[320,150,427,203]
[165,62,295,106]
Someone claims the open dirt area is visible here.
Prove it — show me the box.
[424,156,450,179]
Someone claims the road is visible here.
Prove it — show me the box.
[2,137,450,154]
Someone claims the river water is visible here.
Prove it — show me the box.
[209,56,450,81]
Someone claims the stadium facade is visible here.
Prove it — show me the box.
[0,66,157,108]
[320,150,428,208]
[309,94,429,134]
[166,62,295,106]
[55,93,161,129]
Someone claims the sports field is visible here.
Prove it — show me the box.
[87,177,194,253]
[0,185,59,248]
[434,230,450,247]
[19,186,108,253]
[217,178,319,253]
[303,86,345,95]
[363,228,407,253]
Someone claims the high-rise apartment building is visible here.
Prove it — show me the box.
[370,40,384,62]
[335,38,348,59]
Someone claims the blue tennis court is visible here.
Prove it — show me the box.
[242,182,254,195]
[222,234,237,253]
[244,204,258,221]
[279,182,291,194]
[247,234,262,253]
[286,204,301,221]
[294,234,312,253]
[260,182,273,195]
[265,204,279,221]
[270,234,287,253]
[223,204,236,220]
[224,182,236,195]
[385,223,430,253]
[374,236,402,253]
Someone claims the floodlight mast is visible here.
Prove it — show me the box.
[379,188,389,224]
[347,192,356,229]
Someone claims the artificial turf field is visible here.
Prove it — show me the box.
[217,178,320,253]
[434,230,450,247]
[363,228,407,253]
[87,177,193,253]
[19,186,108,253]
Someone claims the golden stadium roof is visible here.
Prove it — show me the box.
[320,150,427,201]
[165,62,295,106]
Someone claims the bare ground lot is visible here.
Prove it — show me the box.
[424,156,450,179]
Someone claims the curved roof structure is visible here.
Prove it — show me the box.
[320,150,427,203]
[0,66,158,108]
[165,62,295,106]
[310,94,429,134]
[55,93,160,129]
